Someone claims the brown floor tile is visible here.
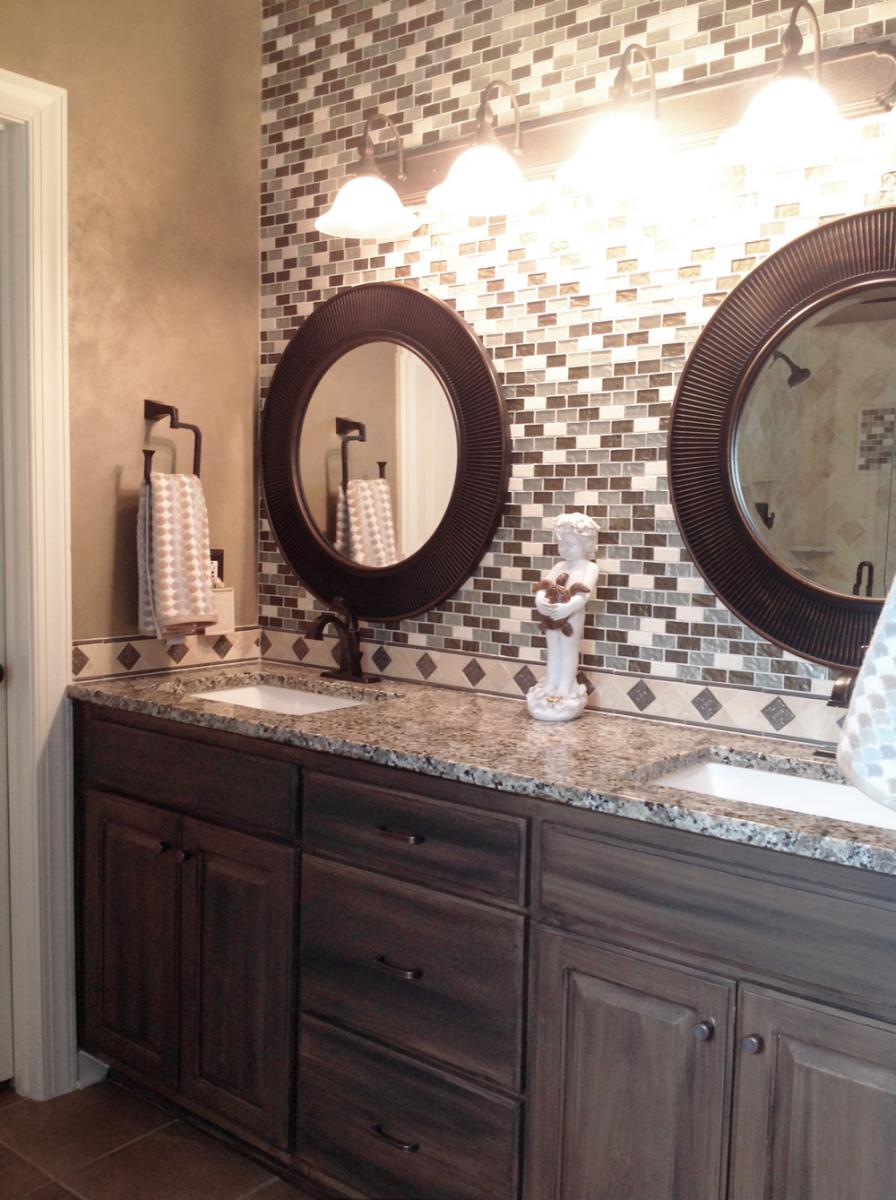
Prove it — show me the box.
[0,1091,22,1113]
[0,1143,51,1196]
[252,1181,326,1199]
[26,1186,78,1199]
[65,1121,273,1200]
[0,1081,172,1176]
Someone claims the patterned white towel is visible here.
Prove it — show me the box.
[837,575,896,811]
[138,473,217,643]
[338,478,398,567]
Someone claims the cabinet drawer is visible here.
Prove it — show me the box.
[303,771,526,904]
[298,1016,521,1200]
[539,822,896,1019]
[80,711,299,838]
[301,857,525,1090]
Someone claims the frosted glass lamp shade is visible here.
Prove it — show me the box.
[315,175,420,241]
[559,111,665,200]
[427,143,527,218]
[718,75,849,170]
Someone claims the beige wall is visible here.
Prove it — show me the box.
[0,0,260,638]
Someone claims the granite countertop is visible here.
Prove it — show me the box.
[69,662,896,877]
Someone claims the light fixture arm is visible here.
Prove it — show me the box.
[356,110,407,181]
[780,0,822,82]
[475,79,523,156]
[611,43,659,120]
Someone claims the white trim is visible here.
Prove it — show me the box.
[0,68,74,1098]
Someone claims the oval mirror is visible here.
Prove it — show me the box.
[733,282,896,600]
[669,208,896,670]
[297,341,458,567]
[262,283,509,622]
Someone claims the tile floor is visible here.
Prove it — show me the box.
[0,1081,320,1199]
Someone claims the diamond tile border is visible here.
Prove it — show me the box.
[71,628,262,682]
[259,629,842,745]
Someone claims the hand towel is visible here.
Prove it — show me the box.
[837,573,896,811]
[138,473,217,643]
[339,478,399,567]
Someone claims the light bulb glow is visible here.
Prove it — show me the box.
[558,111,666,202]
[427,143,527,218]
[718,75,849,171]
[315,175,420,241]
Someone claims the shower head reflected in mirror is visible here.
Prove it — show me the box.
[771,349,812,388]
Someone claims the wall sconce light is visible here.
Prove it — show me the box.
[315,111,421,241]
[427,80,526,218]
[559,44,666,203]
[718,0,848,170]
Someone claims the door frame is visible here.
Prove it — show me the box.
[0,68,75,1098]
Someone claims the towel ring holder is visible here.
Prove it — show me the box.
[143,399,203,482]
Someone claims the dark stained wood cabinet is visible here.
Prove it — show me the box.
[528,930,735,1200]
[729,987,896,1200]
[75,701,896,1200]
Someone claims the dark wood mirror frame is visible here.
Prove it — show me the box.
[262,282,510,622]
[669,208,896,670]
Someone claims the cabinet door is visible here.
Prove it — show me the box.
[729,986,896,1200]
[527,929,734,1200]
[82,790,181,1086]
[179,818,297,1151]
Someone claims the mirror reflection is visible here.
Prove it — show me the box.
[298,342,458,567]
[734,283,896,599]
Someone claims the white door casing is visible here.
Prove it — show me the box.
[0,68,74,1099]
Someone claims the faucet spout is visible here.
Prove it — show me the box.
[307,599,379,684]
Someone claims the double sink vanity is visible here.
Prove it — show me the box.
[71,663,896,1200]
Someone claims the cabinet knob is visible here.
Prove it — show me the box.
[369,1123,420,1154]
[692,1020,715,1042]
[375,955,423,981]
[153,841,171,856]
[175,850,193,863]
[742,1034,764,1055]
[376,825,426,845]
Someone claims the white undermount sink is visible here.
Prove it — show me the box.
[657,760,896,832]
[193,684,362,718]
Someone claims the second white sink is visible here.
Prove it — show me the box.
[194,684,362,718]
[657,760,896,832]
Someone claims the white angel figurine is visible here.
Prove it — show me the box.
[526,512,599,722]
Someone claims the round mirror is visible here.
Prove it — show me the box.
[297,342,458,567]
[734,283,896,599]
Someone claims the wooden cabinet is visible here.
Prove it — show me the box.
[528,930,734,1200]
[729,987,896,1200]
[78,722,298,1156]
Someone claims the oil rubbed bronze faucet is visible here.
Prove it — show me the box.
[308,598,379,683]
[828,669,858,709]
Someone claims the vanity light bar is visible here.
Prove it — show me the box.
[391,44,896,205]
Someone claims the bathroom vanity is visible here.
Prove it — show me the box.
[71,665,896,1200]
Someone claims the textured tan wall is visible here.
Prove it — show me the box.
[0,0,260,638]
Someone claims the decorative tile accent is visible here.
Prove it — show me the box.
[167,643,189,664]
[628,680,656,712]
[117,644,140,672]
[514,665,537,694]
[259,631,271,655]
[72,646,89,677]
[416,652,436,680]
[858,407,896,471]
[213,635,233,659]
[373,646,392,673]
[762,696,796,732]
[291,637,308,661]
[463,659,486,688]
[692,688,723,722]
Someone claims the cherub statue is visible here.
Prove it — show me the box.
[526,512,599,722]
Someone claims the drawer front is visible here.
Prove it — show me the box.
[298,1015,521,1200]
[301,857,525,1090]
[303,771,526,904]
[81,711,299,838]
[540,822,896,1019]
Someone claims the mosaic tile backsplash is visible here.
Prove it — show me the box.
[256,0,896,729]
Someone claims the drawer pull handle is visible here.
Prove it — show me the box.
[370,1123,420,1154]
[376,825,426,845]
[375,955,423,981]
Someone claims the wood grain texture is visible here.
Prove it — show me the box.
[300,857,525,1090]
[303,770,527,905]
[729,986,896,1200]
[298,1015,520,1200]
[527,930,734,1200]
[179,819,298,1151]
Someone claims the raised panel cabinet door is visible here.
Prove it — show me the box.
[729,986,896,1200]
[527,929,735,1200]
[179,818,297,1152]
[81,790,181,1087]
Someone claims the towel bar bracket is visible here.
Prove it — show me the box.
[143,399,203,481]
